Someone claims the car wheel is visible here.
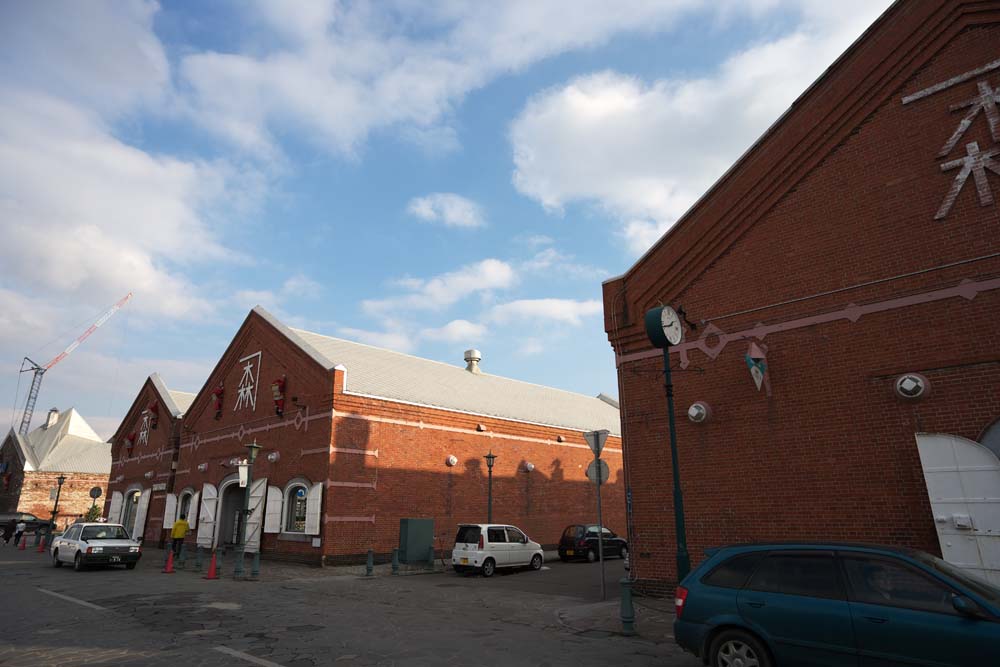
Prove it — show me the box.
[481,558,496,578]
[73,553,85,572]
[709,629,771,667]
[586,549,597,563]
[530,554,543,571]
[125,563,136,570]
[620,545,629,561]
[52,550,62,568]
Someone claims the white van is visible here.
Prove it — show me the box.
[451,523,544,577]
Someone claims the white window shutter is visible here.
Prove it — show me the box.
[163,493,177,527]
[196,483,218,548]
[108,491,123,524]
[133,489,151,541]
[189,491,200,530]
[305,482,323,535]
[264,485,282,534]
[245,478,267,553]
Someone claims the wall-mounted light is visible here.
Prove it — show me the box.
[556,435,565,443]
[895,373,930,401]
[446,455,458,467]
[197,463,208,472]
[229,456,241,467]
[687,401,712,424]
[144,471,154,479]
[476,424,487,432]
[267,451,280,463]
[523,462,535,473]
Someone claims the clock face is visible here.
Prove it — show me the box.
[660,306,683,345]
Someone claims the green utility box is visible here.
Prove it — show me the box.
[398,518,434,564]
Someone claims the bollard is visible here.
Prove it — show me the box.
[426,546,434,571]
[217,547,225,573]
[391,548,399,575]
[619,578,636,636]
[365,549,374,577]
[195,546,204,572]
[164,540,173,567]
[250,551,261,580]
[32,531,41,547]
[178,541,187,570]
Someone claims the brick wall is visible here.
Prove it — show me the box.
[604,6,1000,596]
[19,471,108,529]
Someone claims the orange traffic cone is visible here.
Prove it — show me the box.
[203,550,218,580]
[36,535,47,553]
[18,535,26,550]
[162,549,175,574]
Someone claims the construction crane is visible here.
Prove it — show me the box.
[17,293,133,436]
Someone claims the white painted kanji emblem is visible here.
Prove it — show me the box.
[234,351,262,412]
[938,80,1000,157]
[936,141,1000,219]
[137,414,150,447]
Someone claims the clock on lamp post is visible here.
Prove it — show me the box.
[643,305,691,582]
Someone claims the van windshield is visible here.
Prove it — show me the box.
[455,526,481,544]
[81,526,130,541]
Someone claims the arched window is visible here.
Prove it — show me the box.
[178,491,193,521]
[121,490,140,530]
[284,483,309,533]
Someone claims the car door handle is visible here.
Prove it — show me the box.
[864,616,888,624]
[745,601,766,608]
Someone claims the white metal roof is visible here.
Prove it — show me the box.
[149,373,195,417]
[283,324,621,436]
[6,409,111,474]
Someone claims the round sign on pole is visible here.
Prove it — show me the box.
[586,459,610,485]
[89,486,102,499]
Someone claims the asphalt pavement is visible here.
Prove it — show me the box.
[0,544,700,666]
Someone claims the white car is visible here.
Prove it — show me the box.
[50,522,142,571]
[451,523,544,577]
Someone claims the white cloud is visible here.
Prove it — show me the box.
[235,273,323,312]
[175,1,724,156]
[509,1,893,255]
[488,299,603,326]
[363,259,516,314]
[337,326,416,353]
[407,193,486,228]
[420,319,487,344]
[520,248,607,281]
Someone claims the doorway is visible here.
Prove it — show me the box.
[217,483,244,547]
[121,490,140,534]
[916,433,1000,585]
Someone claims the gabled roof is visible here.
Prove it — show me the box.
[149,373,195,418]
[251,306,621,435]
[604,1,992,333]
[6,409,110,474]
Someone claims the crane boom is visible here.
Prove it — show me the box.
[17,293,132,436]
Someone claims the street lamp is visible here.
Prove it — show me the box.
[50,474,67,535]
[484,451,497,523]
[234,440,262,579]
[644,305,691,582]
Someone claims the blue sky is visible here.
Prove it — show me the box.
[0,0,892,438]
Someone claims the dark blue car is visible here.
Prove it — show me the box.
[674,543,1000,666]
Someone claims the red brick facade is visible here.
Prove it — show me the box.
[16,471,108,529]
[603,1,1000,596]
[139,309,624,565]
[104,376,186,545]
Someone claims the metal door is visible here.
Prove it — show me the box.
[916,433,1000,585]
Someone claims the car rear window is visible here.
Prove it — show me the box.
[455,526,481,544]
[746,553,845,600]
[702,552,765,589]
[82,526,130,541]
[562,526,582,539]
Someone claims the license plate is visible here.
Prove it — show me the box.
[109,556,121,563]
[461,558,469,564]
[566,550,574,556]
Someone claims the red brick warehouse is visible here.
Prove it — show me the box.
[133,307,623,564]
[105,374,194,545]
[603,0,1000,596]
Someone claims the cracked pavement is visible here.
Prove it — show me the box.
[0,548,699,666]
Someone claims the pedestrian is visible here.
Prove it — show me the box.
[13,519,26,546]
[3,518,15,545]
[170,513,190,557]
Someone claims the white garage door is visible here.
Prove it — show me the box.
[916,433,1000,585]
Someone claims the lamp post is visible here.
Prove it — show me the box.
[484,451,497,523]
[234,440,262,579]
[50,474,66,535]
[644,306,691,582]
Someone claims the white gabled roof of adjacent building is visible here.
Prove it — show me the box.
[149,373,195,417]
[5,408,111,474]
[251,306,621,436]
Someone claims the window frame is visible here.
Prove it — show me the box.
[486,527,507,543]
[282,481,310,534]
[506,527,527,544]
[745,550,846,601]
[838,553,962,617]
[701,551,767,590]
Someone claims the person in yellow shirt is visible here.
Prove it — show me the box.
[170,514,190,557]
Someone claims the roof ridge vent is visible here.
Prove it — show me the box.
[464,349,482,374]
[45,408,60,429]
